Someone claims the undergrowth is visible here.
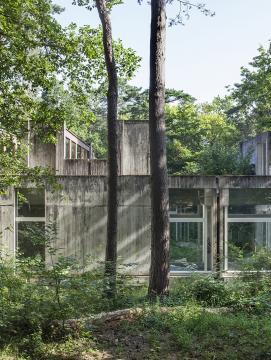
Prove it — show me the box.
[1,251,271,359]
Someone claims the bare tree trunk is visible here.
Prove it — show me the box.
[96,0,118,298]
[148,0,170,298]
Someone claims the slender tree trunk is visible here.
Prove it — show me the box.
[148,0,170,298]
[96,0,118,297]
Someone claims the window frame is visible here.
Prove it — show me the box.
[15,188,46,258]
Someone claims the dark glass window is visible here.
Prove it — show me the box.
[229,189,271,217]
[169,189,204,218]
[77,145,82,159]
[17,188,45,217]
[228,222,271,270]
[17,222,45,259]
[71,141,76,159]
[65,137,70,159]
[169,189,212,272]
[170,222,204,271]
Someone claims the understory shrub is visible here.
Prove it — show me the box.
[0,252,146,358]
[2,235,271,359]
[169,276,230,307]
[138,306,271,358]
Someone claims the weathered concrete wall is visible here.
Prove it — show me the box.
[55,121,150,176]
[0,188,14,255]
[169,176,217,189]
[240,132,271,175]
[117,121,150,176]
[218,175,271,189]
[55,128,65,175]
[61,160,90,176]
[89,160,107,176]
[2,175,271,275]
[46,176,151,274]
[28,135,56,170]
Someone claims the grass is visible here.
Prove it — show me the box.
[2,255,271,359]
[1,306,271,359]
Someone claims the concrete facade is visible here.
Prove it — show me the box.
[1,122,271,275]
[1,174,271,275]
[240,132,271,175]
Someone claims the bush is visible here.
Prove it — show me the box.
[0,251,146,358]
[188,277,229,307]
[169,276,230,307]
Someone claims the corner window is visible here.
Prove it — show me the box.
[225,189,271,270]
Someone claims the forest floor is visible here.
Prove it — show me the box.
[2,306,270,360]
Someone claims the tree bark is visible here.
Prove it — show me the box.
[148,0,170,298]
[96,0,118,297]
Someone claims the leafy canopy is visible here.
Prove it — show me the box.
[229,44,271,137]
[0,0,140,190]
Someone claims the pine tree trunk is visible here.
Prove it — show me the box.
[96,0,118,297]
[148,0,170,298]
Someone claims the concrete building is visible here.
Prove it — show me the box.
[240,132,271,175]
[1,122,271,276]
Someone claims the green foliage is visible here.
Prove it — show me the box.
[2,243,271,359]
[188,277,229,307]
[0,224,147,358]
[230,43,271,137]
[0,0,141,188]
[72,0,124,11]
[115,85,251,175]
[198,142,252,175]
[165,98,251,175]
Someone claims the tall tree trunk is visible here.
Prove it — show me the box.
[148,0,170,298]
[96,0,118,297]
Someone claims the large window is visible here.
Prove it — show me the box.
[17,222,45,259]
[16,189,45,259]
[17,188,45,218]
[64,136,90,160]
[169,189,214,272]
[225,189,271,270]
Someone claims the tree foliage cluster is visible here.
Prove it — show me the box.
[2,0,270,181]
[0,0,140,191]
[89,41,271,175]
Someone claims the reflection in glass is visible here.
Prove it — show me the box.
[169,189,204,218]
[229,189,271,217]
[17,189,45,217]
[17,222,45,259]
[170,222,203,271]
[228,222,271,270]
[169,189,212,272]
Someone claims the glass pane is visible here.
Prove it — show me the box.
[65,137,70,159]
[17,188,45,217]
[229,189,271,217]
[17,222,45,259]
[71,141,76,159]
[77,145,82,159]
[169,189,204,218]
[228,222,271,270]
[170,222,204,271]
[82,149,88,159]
